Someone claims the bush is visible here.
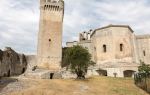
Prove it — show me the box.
[62,45,95,79]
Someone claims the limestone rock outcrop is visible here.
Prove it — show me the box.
[0,47,27,77]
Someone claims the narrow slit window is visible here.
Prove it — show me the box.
[103,45,107,53]
[143,50,146,56]
[49,39,51,42]
[94,47,96,51]
[120,44,123,52]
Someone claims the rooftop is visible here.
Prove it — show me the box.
[136,35,150,39]
[91,24,134,37]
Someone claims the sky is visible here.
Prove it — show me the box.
[0,0,150,54]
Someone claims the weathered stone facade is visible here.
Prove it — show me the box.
[0,47,27,77]
[66,25,150,77]
[37,0,64,71]
[136,35,150,64]
[22,0,64,79]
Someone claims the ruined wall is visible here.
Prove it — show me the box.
[66,41,78,47]
[26,55,37,72]
[136,35,150,64]
[0,47,27,77]
[78,41,92,55]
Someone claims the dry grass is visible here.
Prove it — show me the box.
[9,76,149,95]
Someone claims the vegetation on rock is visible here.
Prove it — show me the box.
[138,61,150,74]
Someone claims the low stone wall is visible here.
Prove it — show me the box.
[25,55,37,72]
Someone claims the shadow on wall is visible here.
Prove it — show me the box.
[0,47,28,77]
[96,69,107,76]
[123,70,136,77]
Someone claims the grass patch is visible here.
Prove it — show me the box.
[7,76,149,95]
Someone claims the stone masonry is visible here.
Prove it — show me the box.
[0,47,27,77]
[67,25,150,77]
[37,0,64,71]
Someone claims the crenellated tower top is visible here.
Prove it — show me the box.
[40,0,64,12]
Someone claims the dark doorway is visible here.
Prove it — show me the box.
[22,68,26,74]
[96,69,107,76]
[124,70,135,77]
[7,70,10,77]
[50,73,54,79]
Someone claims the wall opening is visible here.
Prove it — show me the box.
[49,39,51,42]
[94,47,96,51]
[120,44,123,52]
[44,5,46,10]
[103,44,107,53]
[124,70,135,77]
[143,50,146,56]
[96,69,107,76]
[7,70,10,77]
[22,68,26,74]
[50,73,54,79]
[113,73,117,77]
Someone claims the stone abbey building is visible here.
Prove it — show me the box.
[1,0,149,78]
[66,25,150,77]
[27,0,150,78]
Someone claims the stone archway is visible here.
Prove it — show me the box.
[50,73,54,79]
[22,68,26,74]
[96,69,107,76]
[7,70,10,77]
[123,70,136,77]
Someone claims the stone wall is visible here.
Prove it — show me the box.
[65,25,150,78]
[37,0,64,70]
[25,55,37,72]
[136,35,150,64]
[0,47,27,77]
[91,26,136,64]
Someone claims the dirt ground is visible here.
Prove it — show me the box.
[0,76,149,95]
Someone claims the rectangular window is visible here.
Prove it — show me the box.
[143,50,146,56]
[120,44,123,52]
[103,45,107,53]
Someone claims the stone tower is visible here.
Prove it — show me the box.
[37,0,64,71]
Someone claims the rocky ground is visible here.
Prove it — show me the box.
[0,77,38,95]
[0,76,149,95]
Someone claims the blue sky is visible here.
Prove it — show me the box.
[0,0,150,54]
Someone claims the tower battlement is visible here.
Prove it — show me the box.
[40,0,64,11]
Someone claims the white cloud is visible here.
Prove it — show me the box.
[0,0,150,54]
[0,0,39,54]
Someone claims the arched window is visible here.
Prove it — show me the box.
[44,5,46,10]
[103,44,107,53]
[120,44,123,52]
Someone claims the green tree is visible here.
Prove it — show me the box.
[63,45,95,79]
[138,61,150,74]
